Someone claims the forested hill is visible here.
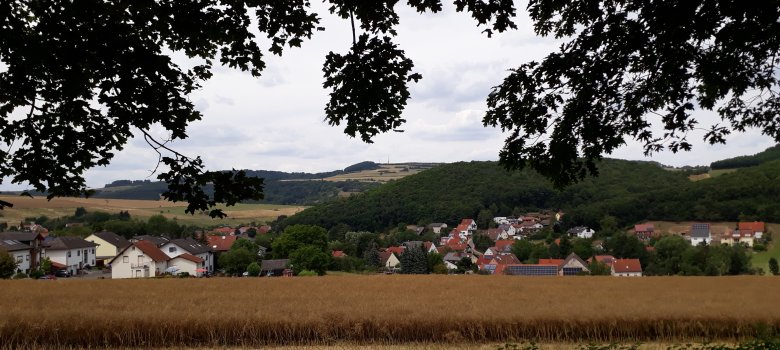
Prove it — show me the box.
[710,144,780,169]
[280,159,780,232]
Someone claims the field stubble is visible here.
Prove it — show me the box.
[1,276,779,348]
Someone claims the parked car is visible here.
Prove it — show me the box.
[39,274,57,280]
[54,270,70,277]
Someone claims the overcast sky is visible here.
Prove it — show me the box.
[2,2,776,191]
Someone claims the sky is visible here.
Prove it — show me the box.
[1,2,776,191]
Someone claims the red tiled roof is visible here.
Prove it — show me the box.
[436,246,450,254]
[173,253,204,264]
[423,241,434,252]
[379,251,396,265]
[135,240,170,262]
[332,250,346,258]
[494,239,514,252]
[258,225,272,234]
[460,218,474,226]
[612,259,642,273]
[51,261,66,269]
[385,246,405,255]
[739,221,765,232]
[207,235,237,252]
[456,224,469,232]
[538,259,564,266]
[635,223,655,232]
[492,253,520,265]
[448,243,468,251]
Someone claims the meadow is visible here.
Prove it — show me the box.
[1,276,779,348]
[0,195,305,226]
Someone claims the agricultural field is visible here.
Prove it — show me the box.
[1,276,779,348]
[322,163,439,182]
[688,168,739,181]
[0,195,305,226]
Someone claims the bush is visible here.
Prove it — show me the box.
[12,272,28,279]
[753,243,767,252]
[297,270,318,277]
[246,262,261,277]
[29,270,44,279]
[177,272,190,278]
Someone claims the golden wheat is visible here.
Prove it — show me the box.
[0,276,778,348]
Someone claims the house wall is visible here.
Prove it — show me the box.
[612,271,642,277]
[110,248,164,279]
[169,257,200,276]
[690,236,712,246]
[85,235,119,259]
[9,250,31,274]
[385,255,400,268]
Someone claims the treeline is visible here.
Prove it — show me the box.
[91,161,384,205]
[92,179,379,205]
[18,208,201,239]
[280,159,780,232]
[710,144,780,169]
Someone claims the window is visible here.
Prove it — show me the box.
[123,256,129,263]
[91,249,95,254]
[168,247,176,253]
[25,255,29,261]
[67,251,71,258]
[16,256,22,263]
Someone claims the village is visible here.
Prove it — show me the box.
[0,209,770,279]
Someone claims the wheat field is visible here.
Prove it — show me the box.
[1,276,778,348]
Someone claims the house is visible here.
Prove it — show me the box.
[494,240,514,253]
[160,237,215,274]
[0,231,44,270]
[634,223,656,241]
[109,240,171,278]
[379,251,400,270]
[559,253,590,275]
[567,226,595,239]
[739,221,765,239]
[459,219,478,232]
[611,259,643,277]
[384,246,406,256]
[486,228,508,241]
[493,217,510,225]
[168,253,205,276]
[85,231,131,266]
[428,223,448,234]
[588,255,617,267]
[422,241,438,254]
[689,223,712,246]
[0,240,32,274]
[720,227,755,247]
[207,234,237,252]
[498,224,517,236]
[43,237,98,275]
[261,259,291,276]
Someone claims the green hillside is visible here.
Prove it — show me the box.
[280,159,780,232]
[710,144,780,169]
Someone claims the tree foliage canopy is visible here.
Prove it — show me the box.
[1,0,778,212]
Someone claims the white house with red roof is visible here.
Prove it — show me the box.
[109,240,172,279]
[168,253,205,276]
[739,221,765,239]
[611,259,643,277]
[379,251,400,270]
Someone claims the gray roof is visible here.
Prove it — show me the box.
[0,231,42,242]
[45,236,98,250]
[131,235,170,247]
[169,237,212,255]
[429,223,447,228]
[402,241,424,249]
[0,239,31,251]
[690,223,711,238]
[261,259,290,271]
[443,252,466,263]
[92,231,131,250]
